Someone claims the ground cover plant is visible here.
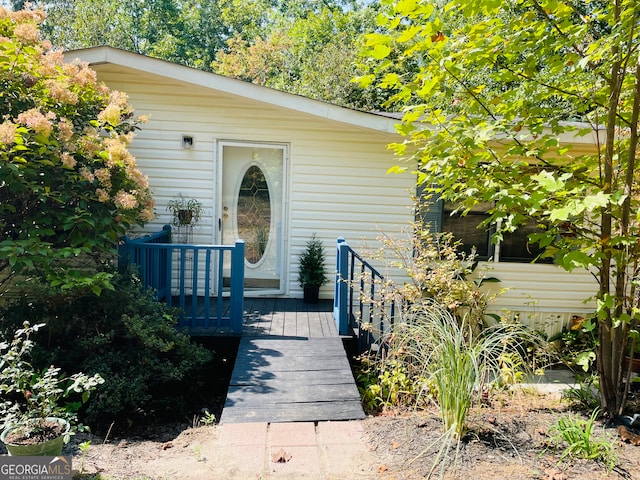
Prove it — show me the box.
[546,408,619,472]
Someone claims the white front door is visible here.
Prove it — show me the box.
[218,142,286,294]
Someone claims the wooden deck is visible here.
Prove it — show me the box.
[175,297,338,337]
[219,298,365,424]
[242,297,338,337]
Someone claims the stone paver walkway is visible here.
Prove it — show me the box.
[209,421,377,479]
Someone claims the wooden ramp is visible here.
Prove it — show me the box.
[220,336,365,423]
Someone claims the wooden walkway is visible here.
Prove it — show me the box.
[219,298,365,424]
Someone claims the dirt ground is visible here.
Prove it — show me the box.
[64,389,640,480]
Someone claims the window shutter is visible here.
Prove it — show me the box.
[416,186,442,233]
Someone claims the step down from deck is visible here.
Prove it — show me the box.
[220,336,365,424]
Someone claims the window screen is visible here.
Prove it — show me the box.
[442,202,492,259]
[500,219,552,263]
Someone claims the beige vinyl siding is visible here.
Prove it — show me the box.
[94,65,415,298]
[479,262,598,337]
[91,57,599,335]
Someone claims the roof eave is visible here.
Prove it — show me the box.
[65,46,399,135]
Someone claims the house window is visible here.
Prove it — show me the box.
[499,218,551,263]
[433,199,550,263]
[442,201,492,259]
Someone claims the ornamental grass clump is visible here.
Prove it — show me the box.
[395,300,529,441]
[379,299,533,478]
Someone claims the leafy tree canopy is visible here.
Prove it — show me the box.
[0,8,154,296]
[212,5,386,109]
[363,0,640,418]
[19,0,388,109]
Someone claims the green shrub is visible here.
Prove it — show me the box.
[357,357,424,413]
[0,272,213,430]
[361,222,499,337]
[550,316,598,373]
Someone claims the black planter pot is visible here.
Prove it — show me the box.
[177,209,193,225]
[303,286,320,304]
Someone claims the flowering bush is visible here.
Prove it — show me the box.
[0,322,104,442]
[0,8,154,295]
[362,221,497,333]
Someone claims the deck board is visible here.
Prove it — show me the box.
[221,334,365,424]
[220,401,365,423]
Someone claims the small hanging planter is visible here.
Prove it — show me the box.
[167,195,203,227]
[177,209,193,225]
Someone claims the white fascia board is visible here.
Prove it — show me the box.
[65,47,399,135]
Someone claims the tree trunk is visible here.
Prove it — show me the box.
[597,7,623,416]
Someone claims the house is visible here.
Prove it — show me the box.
[67,47,597,337]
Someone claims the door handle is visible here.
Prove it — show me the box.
[218,218,222,230]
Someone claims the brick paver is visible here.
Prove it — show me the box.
[212,421,378,479]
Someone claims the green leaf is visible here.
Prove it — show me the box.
[531,171,565,192]
[559,250,592,271]
[398,25,422,43]
[575,351,596,372]
[387,165,408,174]
[354,74,375,88]
[371,44,391,60]
[582,193,609,210]
[549,206,574,222]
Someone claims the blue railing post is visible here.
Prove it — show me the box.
[333,237,350,335]
[119,228,244,335]
[230,240,245,334]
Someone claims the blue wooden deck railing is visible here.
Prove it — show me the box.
[333,237,396,352]
[119,226,245,334]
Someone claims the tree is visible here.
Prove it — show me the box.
[363,0,640,418]
[0,8,154,296]
[212,5,385,110]
[40,0,139,52]
[25,0,388,108]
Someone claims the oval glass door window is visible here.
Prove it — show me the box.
[237,165,271,265]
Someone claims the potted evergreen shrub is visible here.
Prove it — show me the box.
[298,234,328,304]
[0,323,104,456]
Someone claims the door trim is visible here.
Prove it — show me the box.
[215,139,289,296]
